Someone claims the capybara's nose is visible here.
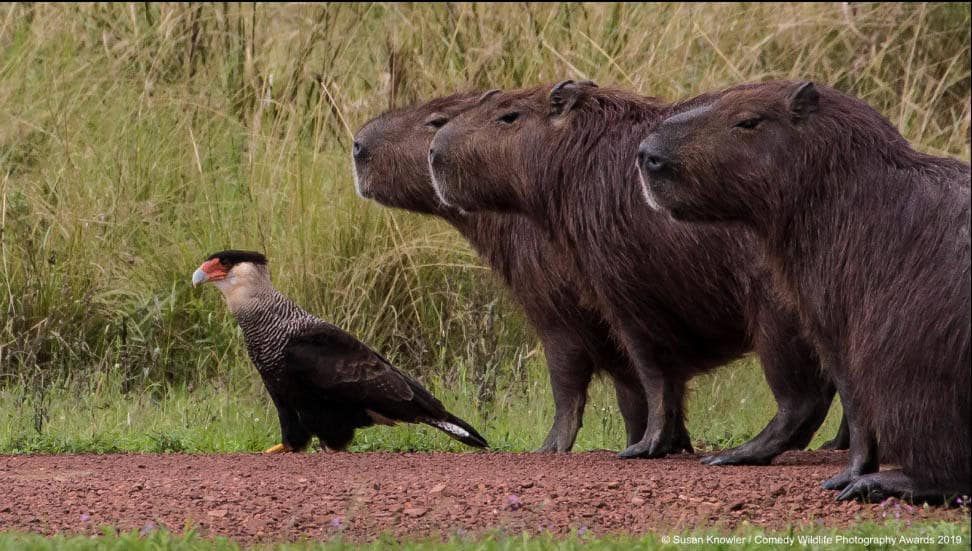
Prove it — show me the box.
[638,141,669,174]
[352,141,368,160]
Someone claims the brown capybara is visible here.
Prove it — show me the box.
[428,81,845,463]
[352,92,653,452]
[638,80,970,504]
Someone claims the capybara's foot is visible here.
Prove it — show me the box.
[536,428,575,453]
[263,443,293,454]
[701,448,774,467]
[618,430,690,459]
[672,423,694,454]
[836,470,965,505]
[535,441,570,453]
[618,439,660,459]
[822,468,861,491]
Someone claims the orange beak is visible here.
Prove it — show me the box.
[192,258,228,287]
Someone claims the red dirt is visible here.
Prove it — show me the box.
[0,451,966,543]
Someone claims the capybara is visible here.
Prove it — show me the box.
[352,93,652,452]
[638,79,970,503]
[428,81,844,463]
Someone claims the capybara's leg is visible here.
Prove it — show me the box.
[668,377,694,453]
[613,379,649,448]
[818,413,850,450]
[836,470,969,505]
[537,332,594,452]
[618,360,688,459]
[821,356,879,490]
[703,324,832,465]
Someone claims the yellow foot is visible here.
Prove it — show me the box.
[263,443,292,454]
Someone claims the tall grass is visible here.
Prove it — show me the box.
[0,3,968,448]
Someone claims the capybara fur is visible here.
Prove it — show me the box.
[639,79,970,503]
[429,82,842,463]
[352,92,649,452]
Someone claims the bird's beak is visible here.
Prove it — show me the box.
[192,267,208,287]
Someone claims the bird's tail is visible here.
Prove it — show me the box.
[427,413,489,449]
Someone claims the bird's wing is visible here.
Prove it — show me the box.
[282,322,446,419]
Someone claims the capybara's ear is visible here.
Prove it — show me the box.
[789,81,819,122]
[549,79,597,116]
[477,89,501,105]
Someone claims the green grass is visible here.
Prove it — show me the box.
[2,521,969,550]
[0,354,842,454]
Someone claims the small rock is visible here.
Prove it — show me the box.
[403,507,427,518]
[520,481,534,489]
[429,483,447,494]
[729,501,745,511]
[207,509,228,518]
[630,497,646,506]
[607,481,620,489]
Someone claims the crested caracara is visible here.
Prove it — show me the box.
[193,249,489,453]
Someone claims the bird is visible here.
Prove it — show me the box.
[192,249,489,453]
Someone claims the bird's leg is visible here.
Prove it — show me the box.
[266,399,310,454]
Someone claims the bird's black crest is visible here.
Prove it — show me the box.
[206,250,268,266]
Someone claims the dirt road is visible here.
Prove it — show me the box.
[0,451,966,543]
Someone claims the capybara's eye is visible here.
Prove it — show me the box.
[426,116,449,129]
[497,112,520,124]
[734,117,763,130]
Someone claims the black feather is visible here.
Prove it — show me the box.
[206,249,268,266]
[282,325,489,449]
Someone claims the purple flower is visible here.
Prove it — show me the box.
[329,516,343,529]
[80,513,91,522]
[578,526,589,536]
[506,494,521,511]
[140,521,157,536]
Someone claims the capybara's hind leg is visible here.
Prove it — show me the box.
[822,367,879,490]
[618,374,690,459]
[818,413,849,450]
[537,335,594,452]
[613,379,648,448]
[836,470,969,505]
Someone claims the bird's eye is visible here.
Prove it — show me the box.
[425,116,449,129]
[497,112,520,124]
[734,117,763,130]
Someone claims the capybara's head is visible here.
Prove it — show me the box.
[638,80,822,224]
[352,92,481,215]
[429,80,599,214]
